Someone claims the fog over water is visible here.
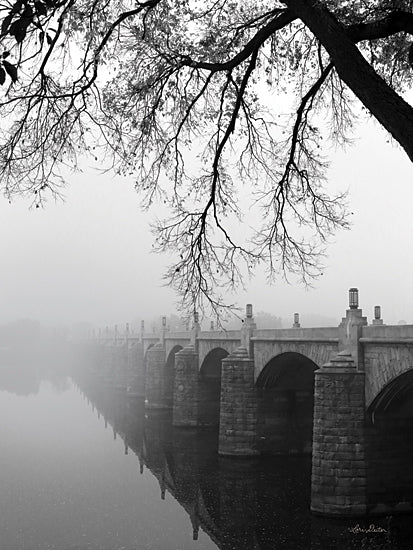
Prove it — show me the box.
[0,378,216,550]
[0,118,412,329]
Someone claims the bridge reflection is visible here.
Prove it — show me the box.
[75,374,316,549]
[74,373,413,549]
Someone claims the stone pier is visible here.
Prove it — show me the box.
[126,340,145,396]
[145,343,168,409]
[172,345,199,427]
[311,351,367,515]
[218,347,258,456]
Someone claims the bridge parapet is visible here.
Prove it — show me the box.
[253,326,340,341]
[361,323,413,341]
[142,333,159,340]
[165,331,191,340]
[198,330,241,341]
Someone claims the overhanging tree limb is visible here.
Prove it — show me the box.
[285,0,413,162]
[1,1,413,314]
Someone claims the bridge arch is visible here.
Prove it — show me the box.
[144,342,155,359]
[143,337,159,358]
[142,343,155,377]
[368,367,413,422]
[162,345,183,407]
[198,347,229,427]
[365,344,413,407]
[366,368,413,513]
[256,352,318,455]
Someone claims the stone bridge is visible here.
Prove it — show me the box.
[88,288,413,518]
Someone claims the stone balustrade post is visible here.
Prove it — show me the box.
[172,345,199,426]
[311,351,367,516]
[218,347,258,456]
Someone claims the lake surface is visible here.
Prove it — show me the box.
[1,368,413,550]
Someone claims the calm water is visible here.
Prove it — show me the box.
[1,368,413,550]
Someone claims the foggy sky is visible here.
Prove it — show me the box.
[1,116,412,329]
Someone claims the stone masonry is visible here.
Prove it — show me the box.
[311,351,367,516]
[218,347,259,456]
[90,291,413,517]
[145,343,168,409]
[172,345,199,427]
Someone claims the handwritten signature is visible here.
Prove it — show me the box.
[348,524,387,534]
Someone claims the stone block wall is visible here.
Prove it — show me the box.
[126,341,145,396]
[311,352,367,516]
[219,347,258,456]
[145,343,168,408]
[172,345,199,426]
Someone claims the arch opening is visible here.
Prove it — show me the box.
[163,345,183,407]
[256,352,318,455]
[144,343,155,361]
[366,368,413,512]
[198,348,228,427]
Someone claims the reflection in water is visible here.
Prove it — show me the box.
[1,368,413,550]
[0,338,74,396]
[75,373,413,550]
[0,363,70,396]
[0,364,41,395]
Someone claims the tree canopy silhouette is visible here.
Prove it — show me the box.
[1,0,412,313]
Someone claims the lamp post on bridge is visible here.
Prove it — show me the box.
[372,305,384,326]
[349,287,359,309]
[293,313,300,328]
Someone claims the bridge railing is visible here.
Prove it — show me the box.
[164,331,191,339]
[198,330,241,340]
[253,326,340,341]
[362,323,413,339]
